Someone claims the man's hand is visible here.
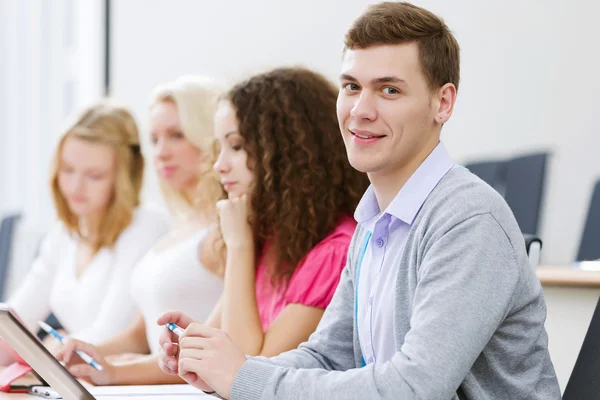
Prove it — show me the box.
[178,323,247,399]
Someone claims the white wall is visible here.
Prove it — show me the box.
[435,1,600,267]
[111,0,600,265]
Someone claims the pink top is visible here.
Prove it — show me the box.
[255,215,357,332]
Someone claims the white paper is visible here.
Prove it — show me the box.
[88,384,213,397]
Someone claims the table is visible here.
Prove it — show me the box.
[3,266,599,397]
[537,265,600,287]
[0,393,28,399]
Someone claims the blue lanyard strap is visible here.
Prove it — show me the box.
[354,231,372,367]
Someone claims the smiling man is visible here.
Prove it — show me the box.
[156,2,561,399]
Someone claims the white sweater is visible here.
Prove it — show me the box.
[130,229,223,354]
[8,208,168,344]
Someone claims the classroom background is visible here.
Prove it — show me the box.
[0,0,599,393]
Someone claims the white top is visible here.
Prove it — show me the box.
[130,229,223,354]
[8,208,169,344]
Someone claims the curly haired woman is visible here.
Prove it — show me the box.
[158,67,369,365]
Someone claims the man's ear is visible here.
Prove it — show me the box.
[434,83,457,125]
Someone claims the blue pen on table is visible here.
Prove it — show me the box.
[166,322,184,337]
[37,321,104,372]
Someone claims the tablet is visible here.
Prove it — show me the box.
[0,306,94,399]
[0,305,29,366]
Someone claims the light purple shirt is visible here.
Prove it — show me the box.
[355,141,455,364]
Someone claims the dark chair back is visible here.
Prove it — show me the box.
[562,296,600,399]
[577,180,600,261]
[0,213,21,300]
[503,152,548,235]
[464,160,507,194]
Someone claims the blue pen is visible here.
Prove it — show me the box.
[166,322,184,337]
[37,321,104,372]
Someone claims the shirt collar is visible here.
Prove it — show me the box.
[354,141,455,226]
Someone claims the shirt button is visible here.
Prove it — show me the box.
[369,296,374,305]
[376,238,384,247]
[368,357,375,363]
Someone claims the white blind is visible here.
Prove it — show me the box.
[0,0,104,229]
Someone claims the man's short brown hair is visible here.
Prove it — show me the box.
[344,1,460,91]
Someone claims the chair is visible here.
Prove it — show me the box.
[503,152,548,235]
[465,152,549,235]
[0,214,62,337]
[524,234,542,269]
[562,296,600,399]
[464,160,507,195]
[576,180,600,261]
[0,213,21,301]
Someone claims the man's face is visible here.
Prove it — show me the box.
[337,42,443,177]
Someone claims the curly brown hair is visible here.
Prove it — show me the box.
[224,67,369,287]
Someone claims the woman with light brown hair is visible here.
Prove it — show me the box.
[4,101,168,352]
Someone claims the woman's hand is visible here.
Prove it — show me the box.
[56,339,116,386]
[216,194,253,249]
[42,329,67,356]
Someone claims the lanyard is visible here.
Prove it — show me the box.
[354,231,372,367]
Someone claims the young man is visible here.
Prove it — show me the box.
[157,2,561,399]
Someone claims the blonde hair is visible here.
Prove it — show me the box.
[50,100,144,253]
[150,75,226,218]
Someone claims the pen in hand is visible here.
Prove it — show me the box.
[166,322,184,337]
[37,321,104,372]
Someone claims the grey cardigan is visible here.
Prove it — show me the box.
[230,166,561,400]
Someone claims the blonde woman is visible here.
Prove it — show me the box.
[58,76,226,385]
[3,102,169,354]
